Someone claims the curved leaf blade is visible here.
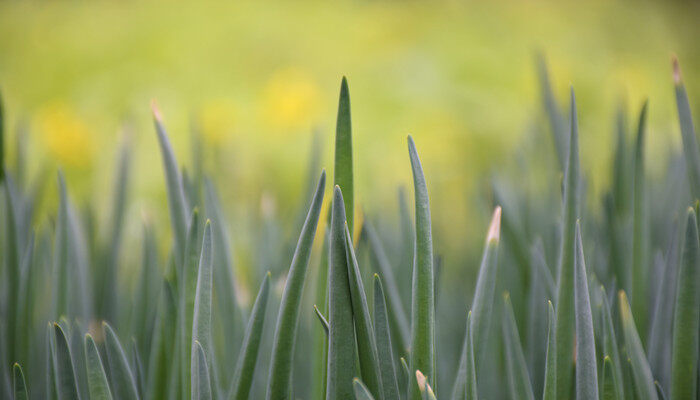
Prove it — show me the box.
[407,136,436,400]
[229,273,271,400]
[84,334,113,400]
[104,322,140,400]
[266,171,326,400]
[573,222,598,400]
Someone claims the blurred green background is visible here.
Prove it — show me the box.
[1,0,699,290]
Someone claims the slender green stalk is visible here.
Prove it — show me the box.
[229,273,271,400]
[631,101,649,340]
[267,171,326,400]
[13,363,28,400]
[573,222,598,400]
[407,135,436,400]
[555,89,580,400]
[334,77,354,233]
[452,206,501,400]
[326,186,356,400]
[502,293,535,400]
[673,58,700,199]
[104,322,140,400]
[619,291,658,400]
[373,275,400,400]
[671,207,700,399]
[542,301,556,400]
[344,224,383,398]
[84,335,113,400]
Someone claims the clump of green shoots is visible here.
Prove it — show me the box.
[1,57,699,400]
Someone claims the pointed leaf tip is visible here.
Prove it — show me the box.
[150,99,163,122]
[415,370,426,392]
[487,206,502,243]
[672,56,682,85]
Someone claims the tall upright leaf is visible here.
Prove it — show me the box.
[84,334,113,400]
[555,89,580,400]
[373,275,400,400]
[671,207,700,399]
[600,287,625,400]
[672,58,700,199]
[192,222,214,397]
[364,220,409,354]
[452,206,501,400]
[334,77,354,233]
[407,136,436,400]
[631,101,649,339]
[52,323,80,400]
[326,186,356,400]
[536,53,568,170]
[192,341,212,400]
[573,222,598,400]
[344,224,383,398]
[152,102,189,252]
[267,171,326,400]
[229,273,271,400]
[502,293,535,400]
[619,291,658,400]
[0,87,5,182]
[543,301,556,400]
[103,322,140,400]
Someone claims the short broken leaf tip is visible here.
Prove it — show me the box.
[150,99,163,122]
[487,206,502,243]
[415,370,426,391]
[672,55,682,85]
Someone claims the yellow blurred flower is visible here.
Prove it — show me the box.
[35,102,94,169]
[199,98,237,145]
[261,67,321,132]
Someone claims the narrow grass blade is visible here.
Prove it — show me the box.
[619,291,658,400]
[192,341,212,400]
[452,206,501,400]
[229,273,271,400]
[631,101,649,340]
[543,301,556,400]
[672,58,700,199]
[600,287,625,400]
[53,173,70,319]
[555,89,580,399]
[465,311,478,400]
[0,88,4,182]
[326,186,356,400]
[131,340,145,399]
[400,358,410,397]
[671,207,700,399]
[47,323,58,400]
[364,220,409,354]
[84,334,113,400]
[100,141,130,322]
[13,363,28,400]
[267,171,326,400]
[344,224,383,397]
[407,136,436,400]
[103,322,140,400]
[152,102,189,251]
[502,293,535,400]
[373,275,400,400]
[146,281,177,400]
[601,356,618,400]
[573,222,598,400]
[314,305,330,336]
[353,378,377,400]
[536,53,568,170]
[180,208,202,396]
[334,77,354,233]
[192,221,214,389]
[52,323,80,400]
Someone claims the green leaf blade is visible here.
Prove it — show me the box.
[573,222,598,400]
[407,136,436,400]
[266,171,326,400]
[84,334,113,400]
[104,322,140,400]
[230,273,271,400]
[373,275,400,400]
[671,207,700,399]
[334,77,354,233]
